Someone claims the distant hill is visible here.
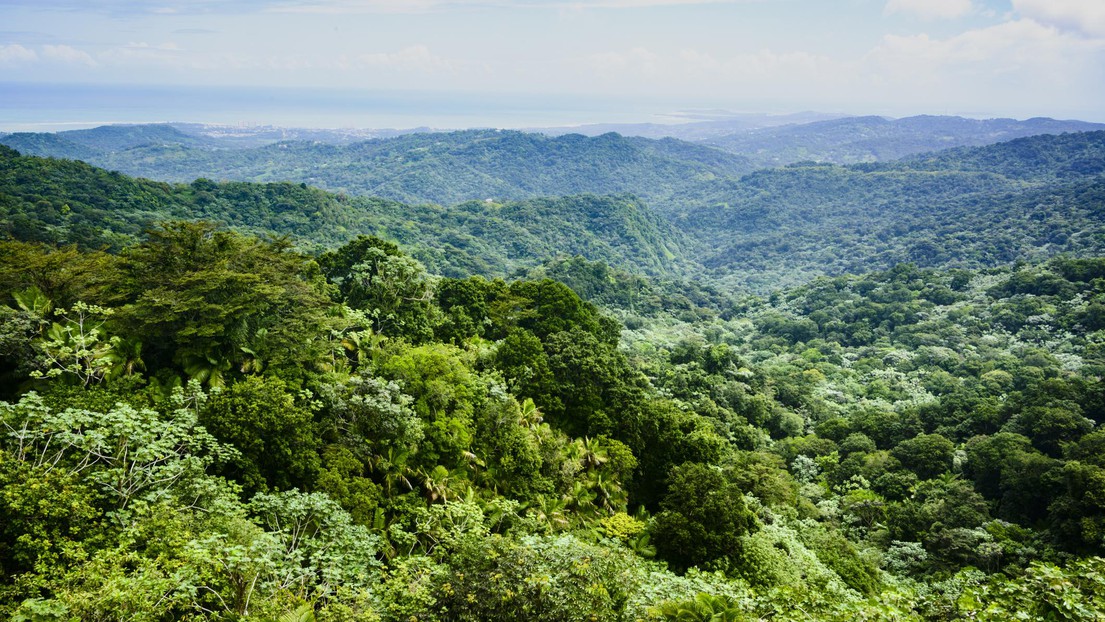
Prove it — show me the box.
[168,123,431,148]
[4,130,1105,294]
[0,145,691,278]
[0,128,752,210]
[0,123,220,156]
[705,115,1105,166]
[894,129,1105,180]
[682,131,1105,290]
[529,111,850,141]
[53,123,224,152]
[0,132,100,161]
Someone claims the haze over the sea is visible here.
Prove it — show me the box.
[2,0,1104,129]
[0,82,721,131]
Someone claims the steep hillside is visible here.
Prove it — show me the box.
[895,130,1105,180]
[0,124,220,157]
[0,132,99,161]
[682,131,1105,290]
[0,128,752,209]
[4,131,1105,294]
[0,145,690,278]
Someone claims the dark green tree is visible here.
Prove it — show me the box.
[200,375,321,493]
[652,462,757,572]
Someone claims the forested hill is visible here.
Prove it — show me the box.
[0,145,691,278]
[681,131,1105,291]
[705,115,1105,166]
[5,130,1105,293]
[3,120,1105,618]
[2,223,1105,619]
[894,130,1105,180]
[0,128,753,208]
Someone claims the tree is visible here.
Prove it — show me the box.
[655,593,748,622]
[118,221,333,380]
[0,240,120,310]
[652,463,757,572]
[542,327,647,438]
[959,557,1105,621]
[1011,405,1094,458]
[377,343,478,469]
[318,236,437,342]
[507,279,617,345]
[200,376,321,493]
[494,328,557,409]
[892,433,955,480]
[317,371,423,461]
[1,385,232,511]
[28,302,114,388]
[431,534,641,622]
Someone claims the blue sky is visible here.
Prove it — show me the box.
[1,0,1103,125]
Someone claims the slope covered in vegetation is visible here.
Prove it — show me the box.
[0,128,753,208]
[1,224,1103,620]
[684,131,1105,290]
[3,125,1105,618]
[0,145,691,277]
[6,131,1105,295]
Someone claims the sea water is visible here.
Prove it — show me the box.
[0,82,693,132]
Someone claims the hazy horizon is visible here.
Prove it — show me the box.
[2,81,1102,135]
[2,1,1104,131]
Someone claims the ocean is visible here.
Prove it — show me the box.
[0,82,691,132]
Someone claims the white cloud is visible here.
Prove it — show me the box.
[99,41,186,63]
[1013,0,1105,38]
[42,44,98,66]
[355,45,457,72]
[559,0,751,7]
[580,45,849,102]
[861,18,1105,115]
[587,47,660,73]
[268,0,752,13]
[884,0,972,20]
[678,48,722,71]
[0,43,37,65]
[94,41,249,72]
[268,0,443,14]
[584,18,1103,114]
[870,18,1098,68]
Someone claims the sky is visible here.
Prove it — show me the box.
[1,0,1104,128]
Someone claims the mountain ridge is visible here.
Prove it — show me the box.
[0,128,753,209]
[4,130,1105,294]
[704,115,1105,166]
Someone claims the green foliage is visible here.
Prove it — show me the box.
[652,463,758,573]
[247,489,383,597]
[119,221,334,381]
[200,376,321,493]
[705,115,1105,166]
[958,557,1105,621]
[655,592,748,622]
[541,327,646,438]
[0,147,694,281]
[2,128,752,217]
[1,386,233,511]
[431,534,643,622]
[684,133,1105,291]
[4,124,1105,620]
[320,236,438,342]
[376,343,478,468]
[28,301,115,387]
[891,433,955,480]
